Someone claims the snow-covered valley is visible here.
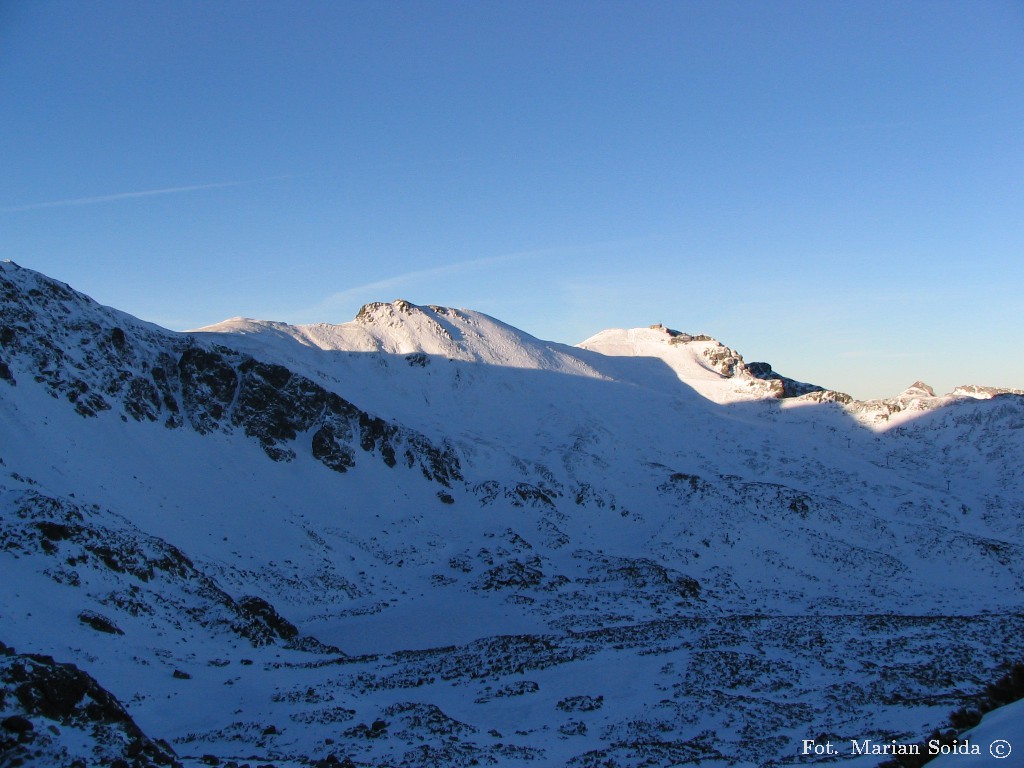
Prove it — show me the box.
[1,260,1021,767]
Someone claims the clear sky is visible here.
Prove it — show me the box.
[2,1,1022,399]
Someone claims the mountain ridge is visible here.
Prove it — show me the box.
[1,260,1022,767]
[196,293,1017,417]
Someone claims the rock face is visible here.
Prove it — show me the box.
[743,360,829,398]
[0,263,462,486]
[1,261,1023,767]
[0,643,180,768]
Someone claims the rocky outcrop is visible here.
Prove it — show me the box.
[700,340,746,379]
[685,333,833,399]
[0,642,181,767]
[0,262,462,488]
[0,488,331,650]
[744,360,831,398]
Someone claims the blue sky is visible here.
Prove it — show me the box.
[1,1,1021,399]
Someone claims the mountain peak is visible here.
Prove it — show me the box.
[354,298,427,324]
[645,323,713,343]
[576,326,834,403]
[900,380,937,398]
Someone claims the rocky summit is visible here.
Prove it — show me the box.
[1,260,1022,767]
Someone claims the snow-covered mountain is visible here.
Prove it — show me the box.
[1,260,1021,767]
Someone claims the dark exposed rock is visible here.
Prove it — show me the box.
[233,358,322,459]
[35,520,74,541]
[314,756,355,768]
[343,719,389,739]
[358,411,398,466]
[108,326,128,353]
[507,483,556,509]
[77,610,124,635]
[794,388,854,405]
[0,325,16,346]
[12,657,90,719]
[0,647,181,767]
[567,733,723,767]
[556,694,604,712]
[559,719,587,736]
[745,360,828,398]
[383,701,477,740]
[2,714,33,733]
[479,557,545,591]
[311,422,355,473]
[178,346,238,434]
[474,680,539,703]
[665,472,711,494]
[0,263,464,497]
[585,551,702,600]
[237,596,299,641]
[124,375,162,421]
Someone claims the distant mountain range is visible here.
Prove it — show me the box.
[1,260,1021,767]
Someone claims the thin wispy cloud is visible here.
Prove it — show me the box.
[319,251,538,306]
[303,239,642,322]
[0,174,301,213]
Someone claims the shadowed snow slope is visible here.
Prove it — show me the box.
[1,261,1022,768]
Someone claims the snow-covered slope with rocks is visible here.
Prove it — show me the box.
[1,260,1021,767]
[928,698,1024,768]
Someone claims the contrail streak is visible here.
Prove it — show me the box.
[0,175,299,213]
[301,237,646,322]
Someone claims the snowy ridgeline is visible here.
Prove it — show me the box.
[1,260,1022,767]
